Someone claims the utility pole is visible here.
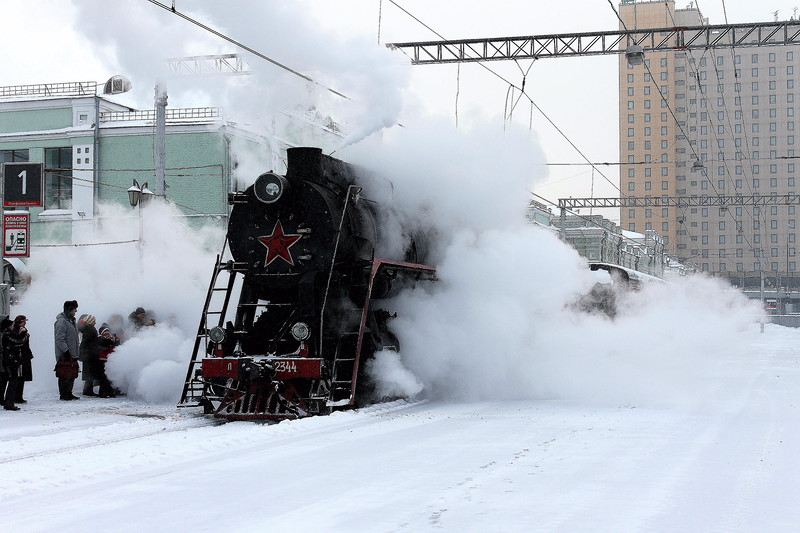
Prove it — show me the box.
[154,83,168,198]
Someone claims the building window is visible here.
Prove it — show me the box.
[0,149,30,162]
[45,147,73,210]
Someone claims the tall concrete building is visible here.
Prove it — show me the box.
[619,0,800,285]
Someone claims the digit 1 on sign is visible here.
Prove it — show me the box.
[17,170,26,195]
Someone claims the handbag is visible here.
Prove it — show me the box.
[54,358,79,379]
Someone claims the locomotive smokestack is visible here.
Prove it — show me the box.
[286,147,323,182]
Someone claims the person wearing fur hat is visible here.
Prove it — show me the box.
[9,315,33,405]
[0,316,16,409]
[3,315,33,410]
[78,313,100,397]
[54,300,80,401]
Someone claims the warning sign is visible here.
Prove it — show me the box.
[3,212,29,257]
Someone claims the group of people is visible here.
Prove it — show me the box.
[0,315,33,410]
[0,300,157,410]
[54,301,155,402]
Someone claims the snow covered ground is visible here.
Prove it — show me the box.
[3,323,800,532]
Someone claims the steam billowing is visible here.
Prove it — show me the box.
[14,2,766,410]
[20,202,223,402]
[350,117,764,410]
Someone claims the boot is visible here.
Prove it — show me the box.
[4,404,20,411]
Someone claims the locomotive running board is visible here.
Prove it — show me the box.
[337,257,437,408]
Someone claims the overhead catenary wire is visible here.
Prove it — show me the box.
[387,0,623,195]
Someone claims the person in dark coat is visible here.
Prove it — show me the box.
[78,314,99,397]
[3,315,32,410]
[0,317,15,409]
[129,307,147,330]
[54,300,80,401]
[12,315,33,403]
[96,323,118,398]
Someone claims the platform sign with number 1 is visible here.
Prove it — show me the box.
[3,162,43,207]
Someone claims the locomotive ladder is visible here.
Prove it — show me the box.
[328,258,438,407]
[178,245,239,406]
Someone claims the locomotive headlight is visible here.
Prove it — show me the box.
[254,172,289,204]
[208,326,227,344]
[291,322,310,341]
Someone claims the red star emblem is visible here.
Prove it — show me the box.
[257,221,302,266]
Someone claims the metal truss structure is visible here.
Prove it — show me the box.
[388,21,800,64]
[167,54,249,75]
[558,195,800,210]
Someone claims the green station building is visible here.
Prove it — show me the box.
[0,79,343,244]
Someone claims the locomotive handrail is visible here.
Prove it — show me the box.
[318,184,362,358]
[347,258,437,405]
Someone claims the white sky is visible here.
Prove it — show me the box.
[3,0,800,218]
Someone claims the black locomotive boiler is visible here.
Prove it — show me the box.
[179,147,435,421]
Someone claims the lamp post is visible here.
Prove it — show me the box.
[127,179,154,272]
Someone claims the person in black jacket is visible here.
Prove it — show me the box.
[0,317,15,410]
[12,315,33,403]
[2,316,30,410]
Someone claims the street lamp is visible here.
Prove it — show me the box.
[625,45,644,66]
[127,179,154,271]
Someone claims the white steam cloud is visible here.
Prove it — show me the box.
[19,201,222,403]
[355,116,765,411]
[19,2,766,412]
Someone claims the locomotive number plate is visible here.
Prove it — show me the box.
[272,358,322,379]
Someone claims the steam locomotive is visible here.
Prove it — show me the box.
[178,147,436,421]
